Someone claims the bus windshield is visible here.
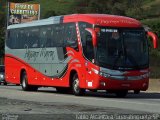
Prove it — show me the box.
[96,27,149,70]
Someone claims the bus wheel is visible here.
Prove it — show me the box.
[21,71,38,91]
[115,90,128,98]
[72,73,85,96]
[21,71,30,91]
[134,90,140,94]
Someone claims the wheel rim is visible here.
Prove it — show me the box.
[73,77,79,93]
[22,77,26,88]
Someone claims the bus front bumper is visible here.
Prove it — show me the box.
[86,76,149,91]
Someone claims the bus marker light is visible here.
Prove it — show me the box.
[100,82,106,86]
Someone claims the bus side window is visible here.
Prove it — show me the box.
[24,30,30,48]
[78,22,92,45]
[6,30,11,48]
[31,28,39,48]
[45,27,52,47]
[40,26,49,48]
[53,24,64,47]
[85,31,94,61]
[18,29,26,49]
[64,23,78,50]
[12,30,18,49]
[78,22,93,61]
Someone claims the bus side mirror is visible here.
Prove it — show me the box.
[85,28,97,47]
[147,31,158,49]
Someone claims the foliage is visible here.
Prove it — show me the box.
[69,0,127,16]
[0,28,5,57]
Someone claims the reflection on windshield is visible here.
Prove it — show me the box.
[97,28,148,70]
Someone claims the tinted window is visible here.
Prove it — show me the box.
[64,23,78,49]
[79,22,93,61]
[53,24,64,47]
[18,29,26,48]
[28,28,40,48]
[7,29,18,49]
[7,22,77,49]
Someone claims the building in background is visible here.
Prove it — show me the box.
[8,2,40,25]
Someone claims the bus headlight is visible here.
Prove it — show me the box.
[142,73,149,78]
[99,72,110,78]
[91,68,99,74]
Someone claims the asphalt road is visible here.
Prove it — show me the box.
[0,85,160,120]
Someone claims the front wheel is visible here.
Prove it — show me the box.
[72,73,85,96]
[115,90,128,98]
[134,90,140,94]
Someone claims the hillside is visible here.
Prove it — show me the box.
[29,0,75,18]
[142,0,160,19]
[27,0,160,20]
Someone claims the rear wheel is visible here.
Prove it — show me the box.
[21,71,38,91]
[72,73,85,96]
[115,90,128,98]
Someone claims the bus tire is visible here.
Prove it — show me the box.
[72,73,85,96]
[134,90,140,94]
[21,71,30,91]
[115,90,128,98]
[21,71,38,91]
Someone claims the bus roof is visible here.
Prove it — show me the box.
[7,14,142,29]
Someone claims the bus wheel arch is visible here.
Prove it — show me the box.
[69,70,85,96]
[20,69,38,91]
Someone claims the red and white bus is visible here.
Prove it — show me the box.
[5,14,158,97]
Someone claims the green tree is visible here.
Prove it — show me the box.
[43,10,57,18]
[70,0,127,15]
[125,0,145,19]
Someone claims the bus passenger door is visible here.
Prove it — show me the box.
[84,32,95,89]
